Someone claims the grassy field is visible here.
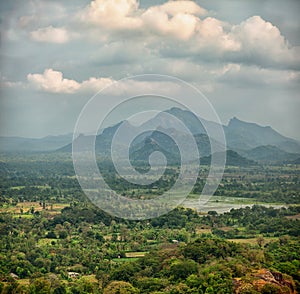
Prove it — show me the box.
[228,237,278,245]
[112,257,140,263]
[9,185,51,190]
[125,251,148,258]
[0,202,69,215]
[195,228,212,234]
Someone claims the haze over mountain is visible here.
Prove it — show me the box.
[1,108,299,164]
[240,145,300,164]
[140,108,300,154]
[0,134,73,152]
[225,117,300,153]
[200,150,256,167]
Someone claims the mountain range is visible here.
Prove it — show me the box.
[0,134,73,152]
[1,107,299,165]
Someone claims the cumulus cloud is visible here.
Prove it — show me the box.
[139,1,207,40]
[6,0,300,90]
[80,77,115,92]
[21,1,300,70]
[24,62,300,97]
[30,26,71,43]
[194,17,240,53]
[76,1,299,69]
[28,69,81,93]
[26,68,185,96]
[157,15,299,69]
[79,0,207,40]
[230,16,300,69]
[217,63,300,87]
[79,0,142,30]
[158,1,206,16]
[141,6,200,40]
[27,69,113,93]
[78,0,235,49]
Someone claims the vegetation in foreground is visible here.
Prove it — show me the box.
[0,204,299,293]
[0,154,299,293]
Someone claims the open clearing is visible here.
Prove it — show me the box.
[228,237,278,245]
[125,251,148,258]
[0,202,69,215]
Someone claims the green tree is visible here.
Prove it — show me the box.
[170,259,198,281]
[135,277,168,293]
[29,278,51,294]
[103,281,139,294]
[110,262,140,282]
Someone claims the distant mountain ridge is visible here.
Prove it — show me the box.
[225,117,299,153]
[0,134,73,152]
[240,145,300,163]
[1,108,299,165]
[139,108,300,154]
[200,150,256,167]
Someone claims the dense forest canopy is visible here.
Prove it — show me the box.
[0,153,299,293]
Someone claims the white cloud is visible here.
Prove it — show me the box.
[78,1,299,69]
[194,17,241,53]
[78,0,237,49]
[217,63,300,87]
[230,16,300,69]
[80,77,115,92]
[79,0,207,40]
[79,0,142,30]
[26,68,184,96]
[141,6,200,40]
[158,1,206,16]
[27,69,115,94]
[28,69,81,93]
[234,16,287,55]
[24,56,300,94]
[30,26,70,43]
[22,1,299,70]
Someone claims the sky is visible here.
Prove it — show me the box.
[0,0,299,139]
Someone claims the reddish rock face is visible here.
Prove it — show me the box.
[234,268,296,294]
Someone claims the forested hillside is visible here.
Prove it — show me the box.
[0,204,299,293]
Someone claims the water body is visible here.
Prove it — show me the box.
[183,196,286,214]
